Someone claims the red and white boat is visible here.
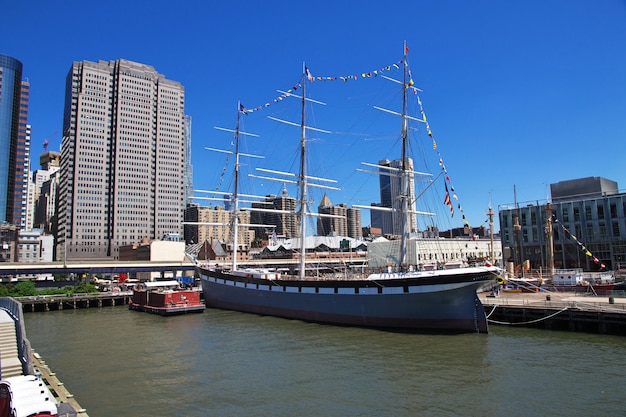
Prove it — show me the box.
[0,375,57,417]
[129,280,205,316]
[550,268,616,294]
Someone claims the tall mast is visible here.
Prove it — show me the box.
[545,202,554,276]
[298,67,307,279]
[231,102,242,271]
[399,41,410,268]
[487,203,495,264]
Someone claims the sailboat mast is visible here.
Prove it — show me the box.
[298,68,307,279]
[232,102,242,271]
[545,202,554,276]
[399,42,410,268]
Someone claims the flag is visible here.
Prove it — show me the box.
[444,183,454,217]
[305,66,314,82]
[239,103,248,114]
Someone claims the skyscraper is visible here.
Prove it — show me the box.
[33,151,61,233]
[372,158,417,236]
[57,59,187,260]
[251,186,297,239]
[0,54,30,226]
[317,194,363,239]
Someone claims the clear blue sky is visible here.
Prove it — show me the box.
[2,0,625,232]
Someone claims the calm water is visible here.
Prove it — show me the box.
[24,306,626,417]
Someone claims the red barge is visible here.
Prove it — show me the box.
[129,280,205,316]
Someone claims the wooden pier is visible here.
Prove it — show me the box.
[31,349,89,417]
[17,293,132,313]
[480,292,626,335]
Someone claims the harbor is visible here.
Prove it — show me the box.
[22,303,626,417]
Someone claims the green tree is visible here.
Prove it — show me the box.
[0,285,11,297]
[13,281,37,297]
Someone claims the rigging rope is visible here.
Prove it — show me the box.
[487,305,570,326]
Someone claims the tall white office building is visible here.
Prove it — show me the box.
[57,59,187,260]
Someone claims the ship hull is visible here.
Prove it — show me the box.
[198,267,494,333]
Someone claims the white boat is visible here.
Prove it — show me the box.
[190,44,498,333]
[0,374,58,417]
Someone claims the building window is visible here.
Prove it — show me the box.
[531,212,537,225]
[562,207,569,222]
[521,213,527,226]
[585,206,592,221]
[598,205,604,220]
[613,222,620,237]
[574,207,580,221]
[610,203,617,219]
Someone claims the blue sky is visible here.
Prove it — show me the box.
[2,0,625,232]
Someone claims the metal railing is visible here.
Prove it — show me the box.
[0,297,34,376]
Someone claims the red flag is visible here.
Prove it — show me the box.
[444,183,454,217]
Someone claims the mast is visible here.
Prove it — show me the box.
[487,204,495,264]
[231,102,243,271]
[545,202,554,276]
[399,41,410,268]
[298,67,308,279]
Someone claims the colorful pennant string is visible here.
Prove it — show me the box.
[415,91,472,234]
[215,140,235,192]
[306,60,403,82]
[552,216,607,269]
[239,58,404,115]
[239,82,302,115]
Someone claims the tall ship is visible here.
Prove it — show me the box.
[190,44,498,333]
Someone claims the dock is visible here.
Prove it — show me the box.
[17,292,132,313]
[480,291,626,335]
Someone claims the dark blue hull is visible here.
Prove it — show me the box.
[198,267,494,333]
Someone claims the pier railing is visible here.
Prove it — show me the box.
[0,297,34,375]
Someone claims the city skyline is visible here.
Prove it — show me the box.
[1,0,625,233]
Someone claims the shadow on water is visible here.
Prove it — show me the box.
[24,307,626,417]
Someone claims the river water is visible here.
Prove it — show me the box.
[23,306,625,417]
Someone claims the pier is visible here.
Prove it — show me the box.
[480,292,626,335]
[17,292,132,313]
[32,349,89,417]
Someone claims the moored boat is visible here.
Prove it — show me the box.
[129,280,205,316]
[549,268,616,294]
[191,44,497,333]
[0,375,58,417]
